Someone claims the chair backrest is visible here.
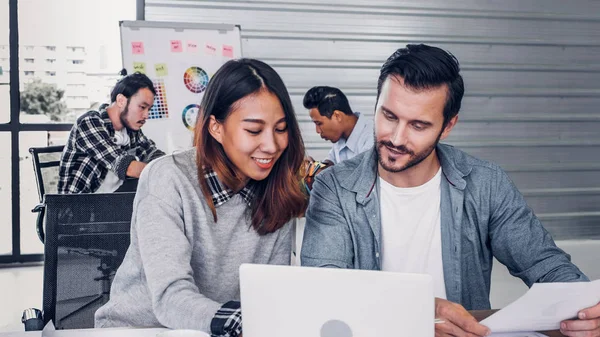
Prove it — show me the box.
[42,192,136,329]
[29,146,65,200]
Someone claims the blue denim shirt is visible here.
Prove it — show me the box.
[301,143,588,310]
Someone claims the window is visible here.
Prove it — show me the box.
[0,1,10,257]
[0,133,11,256]
[67,46,84,52]
[66,95,89,100]
[3,0,137,264]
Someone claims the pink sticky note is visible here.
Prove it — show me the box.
[222,45,234,58]
[132,42,144,55]
[170,40,183,53]
[205,43,216,55]
[187,41,199,53]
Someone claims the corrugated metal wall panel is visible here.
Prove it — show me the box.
[146,0,600,239]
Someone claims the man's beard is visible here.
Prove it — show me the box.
[120,101,134,130]
[375,130,443,173]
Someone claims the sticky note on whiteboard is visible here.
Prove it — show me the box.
[133,62,146,74]
[170,40,183,53]
[222,45,234,58]
[205,43,216,55]
[187,41,199,53]
[132,42,144,55]
[155,63,168,77]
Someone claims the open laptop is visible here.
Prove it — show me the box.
[239,264,434,337]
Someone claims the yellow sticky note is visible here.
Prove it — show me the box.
[155,63,168,77]
[133,62,146,74]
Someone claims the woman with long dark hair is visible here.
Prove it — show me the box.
[95,59,307,337]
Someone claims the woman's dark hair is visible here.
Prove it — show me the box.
[194,58,307,235]
[302,86,353,118]
[377,44,464,127]
[110,72,156,102]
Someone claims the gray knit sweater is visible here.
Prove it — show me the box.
[94,148,292,332]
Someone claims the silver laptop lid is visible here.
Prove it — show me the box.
[240,264,434,337]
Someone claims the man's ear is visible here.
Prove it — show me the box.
[440,115,459,141]
[332,110,344,122]
[116,94,128,109]
[208,115,224,144]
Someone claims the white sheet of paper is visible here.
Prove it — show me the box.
[482,279,600,333]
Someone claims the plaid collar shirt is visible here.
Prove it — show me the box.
[57,109,165,194]
[204,167,256,207]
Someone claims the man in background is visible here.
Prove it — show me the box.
[58,73,165,193]
[303,86,373,164]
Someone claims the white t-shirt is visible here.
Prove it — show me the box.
[95,128,130,193]
[379,168,447,299]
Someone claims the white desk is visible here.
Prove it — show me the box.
[0,328,209,337]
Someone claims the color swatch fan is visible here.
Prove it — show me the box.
[184,66,210,93]
[182,104,201,131]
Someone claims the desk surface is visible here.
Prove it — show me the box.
[0,327,169,337]
[0,312,564,337]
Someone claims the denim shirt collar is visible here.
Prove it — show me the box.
[338,146,379,204]
[436,143,472,190]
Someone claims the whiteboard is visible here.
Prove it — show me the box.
[120,20,242,153]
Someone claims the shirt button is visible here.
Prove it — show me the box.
[376,252,380,258]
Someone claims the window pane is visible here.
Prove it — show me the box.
[0,0,10,124]
[18,0,135,123]
[0,132,11,255]
[19,131,69,254]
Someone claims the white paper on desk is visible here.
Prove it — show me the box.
[482,279,600,333]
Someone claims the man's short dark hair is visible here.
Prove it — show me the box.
[377,44,464,127]
[110,72,156,103]
[303,86,353,118]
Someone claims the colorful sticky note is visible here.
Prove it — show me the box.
[155,63,168,77]
[205,43,216,55]
[187,41,199,53]
[170,40,183,53]
[132,42,144,55]
[222,45,234,58]
[133,62,146,74]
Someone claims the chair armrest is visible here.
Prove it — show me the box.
[31,204,45,243]
[32,203,45,213]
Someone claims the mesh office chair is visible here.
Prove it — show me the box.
[41,192,135,329]
[29,145,65,243]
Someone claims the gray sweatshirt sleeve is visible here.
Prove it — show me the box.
[134,164,222,331]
